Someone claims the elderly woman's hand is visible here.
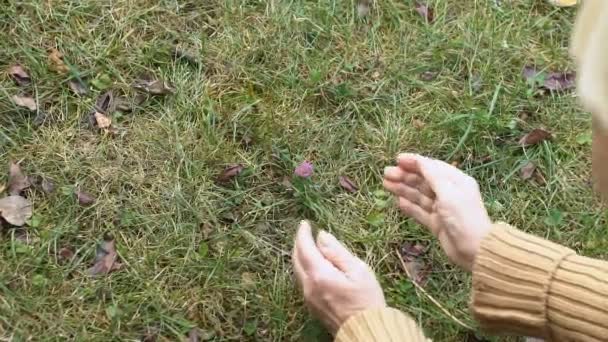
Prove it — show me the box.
[292,221,386,334]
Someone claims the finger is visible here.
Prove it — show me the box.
[398,197,438,235]
[384,167,434,199]
[316,231,363,275]
[419,157,468,186]
[402,173,435,199]
[292,244,307,287]
[396,153,423,174]
[295,221,332,272]
[383,180,434,212]
[383,166,407,182]
[403,156,457,198]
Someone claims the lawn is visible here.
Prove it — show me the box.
[0,1,603,341]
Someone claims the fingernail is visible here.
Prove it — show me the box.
[317,230,331,247]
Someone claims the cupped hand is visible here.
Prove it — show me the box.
[292,221,386,334]
[383,154,493,271]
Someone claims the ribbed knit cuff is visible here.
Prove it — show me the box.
[335,308,428,342]
[470,223,574,338]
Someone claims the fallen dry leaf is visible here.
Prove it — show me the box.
[88,239,122,276]
[522,66,575,92]
[172,47,199,66]
[544,71,575,91]
[412,119,426,129]
[403,260,430,287]
[339,176,358,193]
[188,329,200,342]
[40,177,56,194]
[132,78,175,95]
[115,94,146,112]
[218,164,244,182]
[57,246,75,262]
[522,66,539,83]
[12,95,37,111]
[8,162,31,195]
[94,112,112,129]
[48,48,69,74]
[241,272,256,288]
[420,71,437,81]
[399,242,427,262]
[95,91,114,113]
[415,2,434,23]
[8,65,31,86]
[357,0,371,17]
[75,190,95,206]
[519,128,552,146]
[532,170,547,186]
[0,195,32,226]
[520,162,537,180]
[68,78,89,96]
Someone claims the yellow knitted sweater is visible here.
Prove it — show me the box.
[336,224,608,341]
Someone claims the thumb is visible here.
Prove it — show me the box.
[316,231,361,274]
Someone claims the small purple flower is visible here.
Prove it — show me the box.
[294,161,314,178]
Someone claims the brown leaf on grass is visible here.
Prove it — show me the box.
[339,176,358,193]
[518,128,552,146]
[520,162,537,180]
[95,91,114,113]
[48,48,69,74]
[544,71,575,91]
[94,112,112,129]
[522,66,576,92]
[12,95,37,111]
[357,0,371,17]
[172,47,200,66]
[57,246,75,262]
[403,260,430,287]
[28,175,56,194]
[75,189,95,206]
[88,239,122,276]
[8,65,31,86]
[412,119,426,129]
[187,328,200,342]
[217,164,244,182]
[0,195,32,226]
[115,94,146,112]
[8,162,31,195]
[415,2,434,23]
[532,170,547,186]
[398,242,430,286]
[132,78,175,95]
[40,177,56,194]
[420,71,437,81]
[68,78,89,96]
[522,66,539,83]
[399,242,427,262]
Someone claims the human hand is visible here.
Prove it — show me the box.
[383,154,492,271]
[292,221,386,334]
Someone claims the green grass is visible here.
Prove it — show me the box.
[0,1,603,341]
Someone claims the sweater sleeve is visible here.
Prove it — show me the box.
[471,223,608,341]
[334,307,430,342]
